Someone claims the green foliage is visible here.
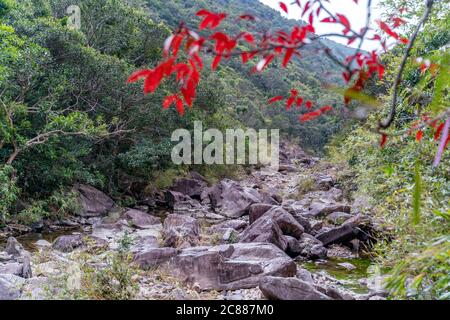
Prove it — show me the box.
[0,165,19,221]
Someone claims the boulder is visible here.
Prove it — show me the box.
[208,219,247,233]
[125,209,160,229]
[134,248,178,269]
[52,234,84,253]
[286,234,327,260]
[5,237,25,257]
[164,190,192,208]
[163,214,200,248]
[76,184,114,217]
[208,179,262,218]
[170,178,207,199]
[306,201,351,218]
[261,207,304,238]
[315,215,364,246]
[170,243,296,290]
[239,217,288,251]
[259,276,331,300]
[0,274,25,300]
[248,203,274,224]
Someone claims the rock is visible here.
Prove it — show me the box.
[208,219,247,233]
[315,285,355,300]
[0,274,25,300]
[125,209,160,229]
[278,164,297,173]
[315,215,364,246]
[286,234,327,260]
[239,216,288,251]
[21,255,32,279]
[164,190,192,208]
[259,276,331,300]
[248,203,274,224]
[172,198,220,220]
[170,178,207,199]
[296,268,314,283]
[368,295,386,300]
[163,214,200,248]
[208,179,262,218]
[260,207,304,238]
[0,262,23,276]
[170,243,296,290]
[337,262,356,271]
[306,201,351,218]
[52,234,84,253]
[5,237,25,257]
[314,174,334,191]
[76,184,114,217]
[326,212,353,225]
[20,277,49,300]
[134,248,178,269]
[35,240,52,247]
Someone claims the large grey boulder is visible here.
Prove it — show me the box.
[163,214,200,248]
[76,184,114,217]
[285,234,327,259]
[134,248,178,269]
[125,209,160,229]
[306,201,351,218]
[52,234,84,253]
[170,243,296,290]
[208,179,262,218]
[259,276,331,300]
[0,274,25,300]
[248,204,274,224]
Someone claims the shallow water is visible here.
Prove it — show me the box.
[302,257,373,294]
[0,229,82,252]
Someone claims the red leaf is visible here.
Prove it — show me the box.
[286,96,295,110]
[320,105,333,113]
[434,123,445,141]
[295,97,303,108]
[377,64,385,80]
[127,69,152,83]
[380,134,387,148]
[337,14,351,29]
[268,96,284,104]
[162,94,178,109]
[290,89,298,96]
[416,130,424,142]
[392,17,406,28]
[305,100,313,109]
[212,55,222,70]
[175,98,184,115]
[302,1,310,17]
[283,48,294,67]
[321,17,337,23]
[241,52,249,63]
[279,2,288,14]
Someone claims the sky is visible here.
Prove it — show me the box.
[258,0,384,51]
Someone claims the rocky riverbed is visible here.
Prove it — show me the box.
[0,143,389,300]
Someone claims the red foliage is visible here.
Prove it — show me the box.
[128,1,411,122]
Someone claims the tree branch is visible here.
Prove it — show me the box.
[379,0,435,129]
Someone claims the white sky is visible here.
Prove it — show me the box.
[258,0,385,51]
